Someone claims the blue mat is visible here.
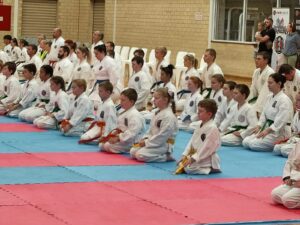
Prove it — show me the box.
[0,116,23,123]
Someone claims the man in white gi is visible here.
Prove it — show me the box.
[48,28,65,64]
[53,46,73,84]
[2,35,12,60]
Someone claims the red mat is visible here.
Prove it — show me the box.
[0,152,143,167]
[0,123,45,132]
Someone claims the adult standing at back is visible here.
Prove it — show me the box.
[90,31,104,65]
[48,28,65,65]
[282,22,300,68]
[256,18,276,65]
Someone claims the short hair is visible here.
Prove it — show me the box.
[131,55,144,66]
[99,81,113,94]
[11,38,18,46]
[72,79,87,92]
[3,62,16,74]
[278,63,294,75]
[106,41,115,49]
[266,17,273,24]
[205,48,217,60]
[225,81,237,90]
[155,46,167,57]
[256,51,270,61]
[189,76,203,91]
[161,64,175,78]
[121,88,138,103]
[60,45,70,56]
[235,84,250,99]
[23,63,37,75]
[94,44,107,55]
[50,76,65,91]
[269,73,286,89]
[28,44,38,53]
[3,35,12,41]
[198,99,218,117]
[40,65,53,77]
[134,49,145,58]
[211,74,226,86]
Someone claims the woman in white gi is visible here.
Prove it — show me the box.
[273,92,300,157]
[221,84,258,146]
[0,62,21,114]
[10,38,21,63]
[17,39,29,64]
[243,73,293,152]
[19,65,53,122]
[177,54,200,110]
[66,46,93,92]
[80,81,117,144]
[60,79,94,136]
[6,63,39,117]
[177,99,221,174]
[33,76,69,129]
[178,77,203,129]
[100,88,145,154]
[271,142,300,208]
[127,56,151,111]
[130,88,178,162]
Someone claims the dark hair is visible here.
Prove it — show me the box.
[211,74,225,87]
[3,62,16,74]
[161,64,175,78]
[189,76,203,93]
[155,87,176,114]
[134,49,145,58]
[51,76,65,91]
[23,63,37,75]
[19,39,29,47]
[235,84,250,99]
[225,81,237,90]
[3,35,12,41]
[256,51,270,61]
[106,41,115,49]
[269,73,286,89]
[266,17,273,24]
[65,39,77,51]
[198,99,218,117]
[11,38,18,46]
[28,44,38,54]
[60,45,70,56]
[121,88,138,103]
[289,22,297,33]
[131,55,144,66]
[205,48,217,60]
[40,65,53,77]
[278,63,294,75]
[99,81,113,94]
[94,44,107,55]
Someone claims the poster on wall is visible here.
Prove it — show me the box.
[294,8,300,33]
[0,5,11,31]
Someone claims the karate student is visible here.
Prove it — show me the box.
[0,62,21,114]
[271,143,300,209]
[221,84,258,146]
[214,81,237,132]
[100,88,145,153]
[151,46,168,84]
[10,38,21,63]
[243,73,293,152]
[0,61,5,97]
[19,65,53,122]
[53,45,73,85]
[127,56,151,111]
[178,76,203,129]
[130,88,178,162]
[273,92,300,157]
[60,79,94,136]
[79,81,117,144]
[33,76,69,129]
[206,74,226,107]
[6,63,39,117]
[177,99,221,175]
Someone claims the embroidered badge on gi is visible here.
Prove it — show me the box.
[238,115,245,122]
[135,76,140,82]
[100,111,105,118]
[185,76,189,81]
[54,45,57,49]
[189,101,194,107]
[74,102,78,108]
[41,90,46,96]
[272,101,277,108]
[218,96,222,102]
[294,86,297,92]
[99,66,103,70]
[124,118,128,126]
[77,67,81,71]
[201,133,206,141]
[227,108,230,114]
[6,50,9,53]
[157,120,162,128]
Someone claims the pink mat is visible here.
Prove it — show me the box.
[0,152,143,167]
[0,123,45,132]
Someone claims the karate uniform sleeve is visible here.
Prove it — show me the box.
[182,137,192,156]
[69,99,93,127]
[135,75,151,107]
[1,80,21,105]
[191,127,220,162]
[19,84,38,108]
[190,95,203,122]
[282,160,292,180]
[270,100,292,133]
[248,72,258,101]
[63,63,74,84]
[214,100,226,127]
[240,107,258,139]
[103,105,118,136]
[119,116,144,143]
[53,95,69,121]
[107,63,119,87]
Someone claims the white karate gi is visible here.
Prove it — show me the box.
[3,44,12,60]
[283,69,300,105]
[151,59,168,82]
[0,73,6,98]
[243,91,293,151]
[221,103,258,146]
[33,89,69,129]
[0,75,21,113]
[248,65,274,113]
[130,107,178,162]
[214,98,237,132]
[8,79,39,117]
[183,119,221,174]
[273,111,300,157]
[48,37,65,62]
[10,46,21,62]
[17,47,29,63]
[0,50,9,63]
[68,52,78,66]
[100,106,145,153]
[19,78,51,122]
[90,40,104,65]
[128,70,151,110]
[53,57,73,84]
[209,89,225,107]
[271,143,300,209]
[201,63,223,89]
